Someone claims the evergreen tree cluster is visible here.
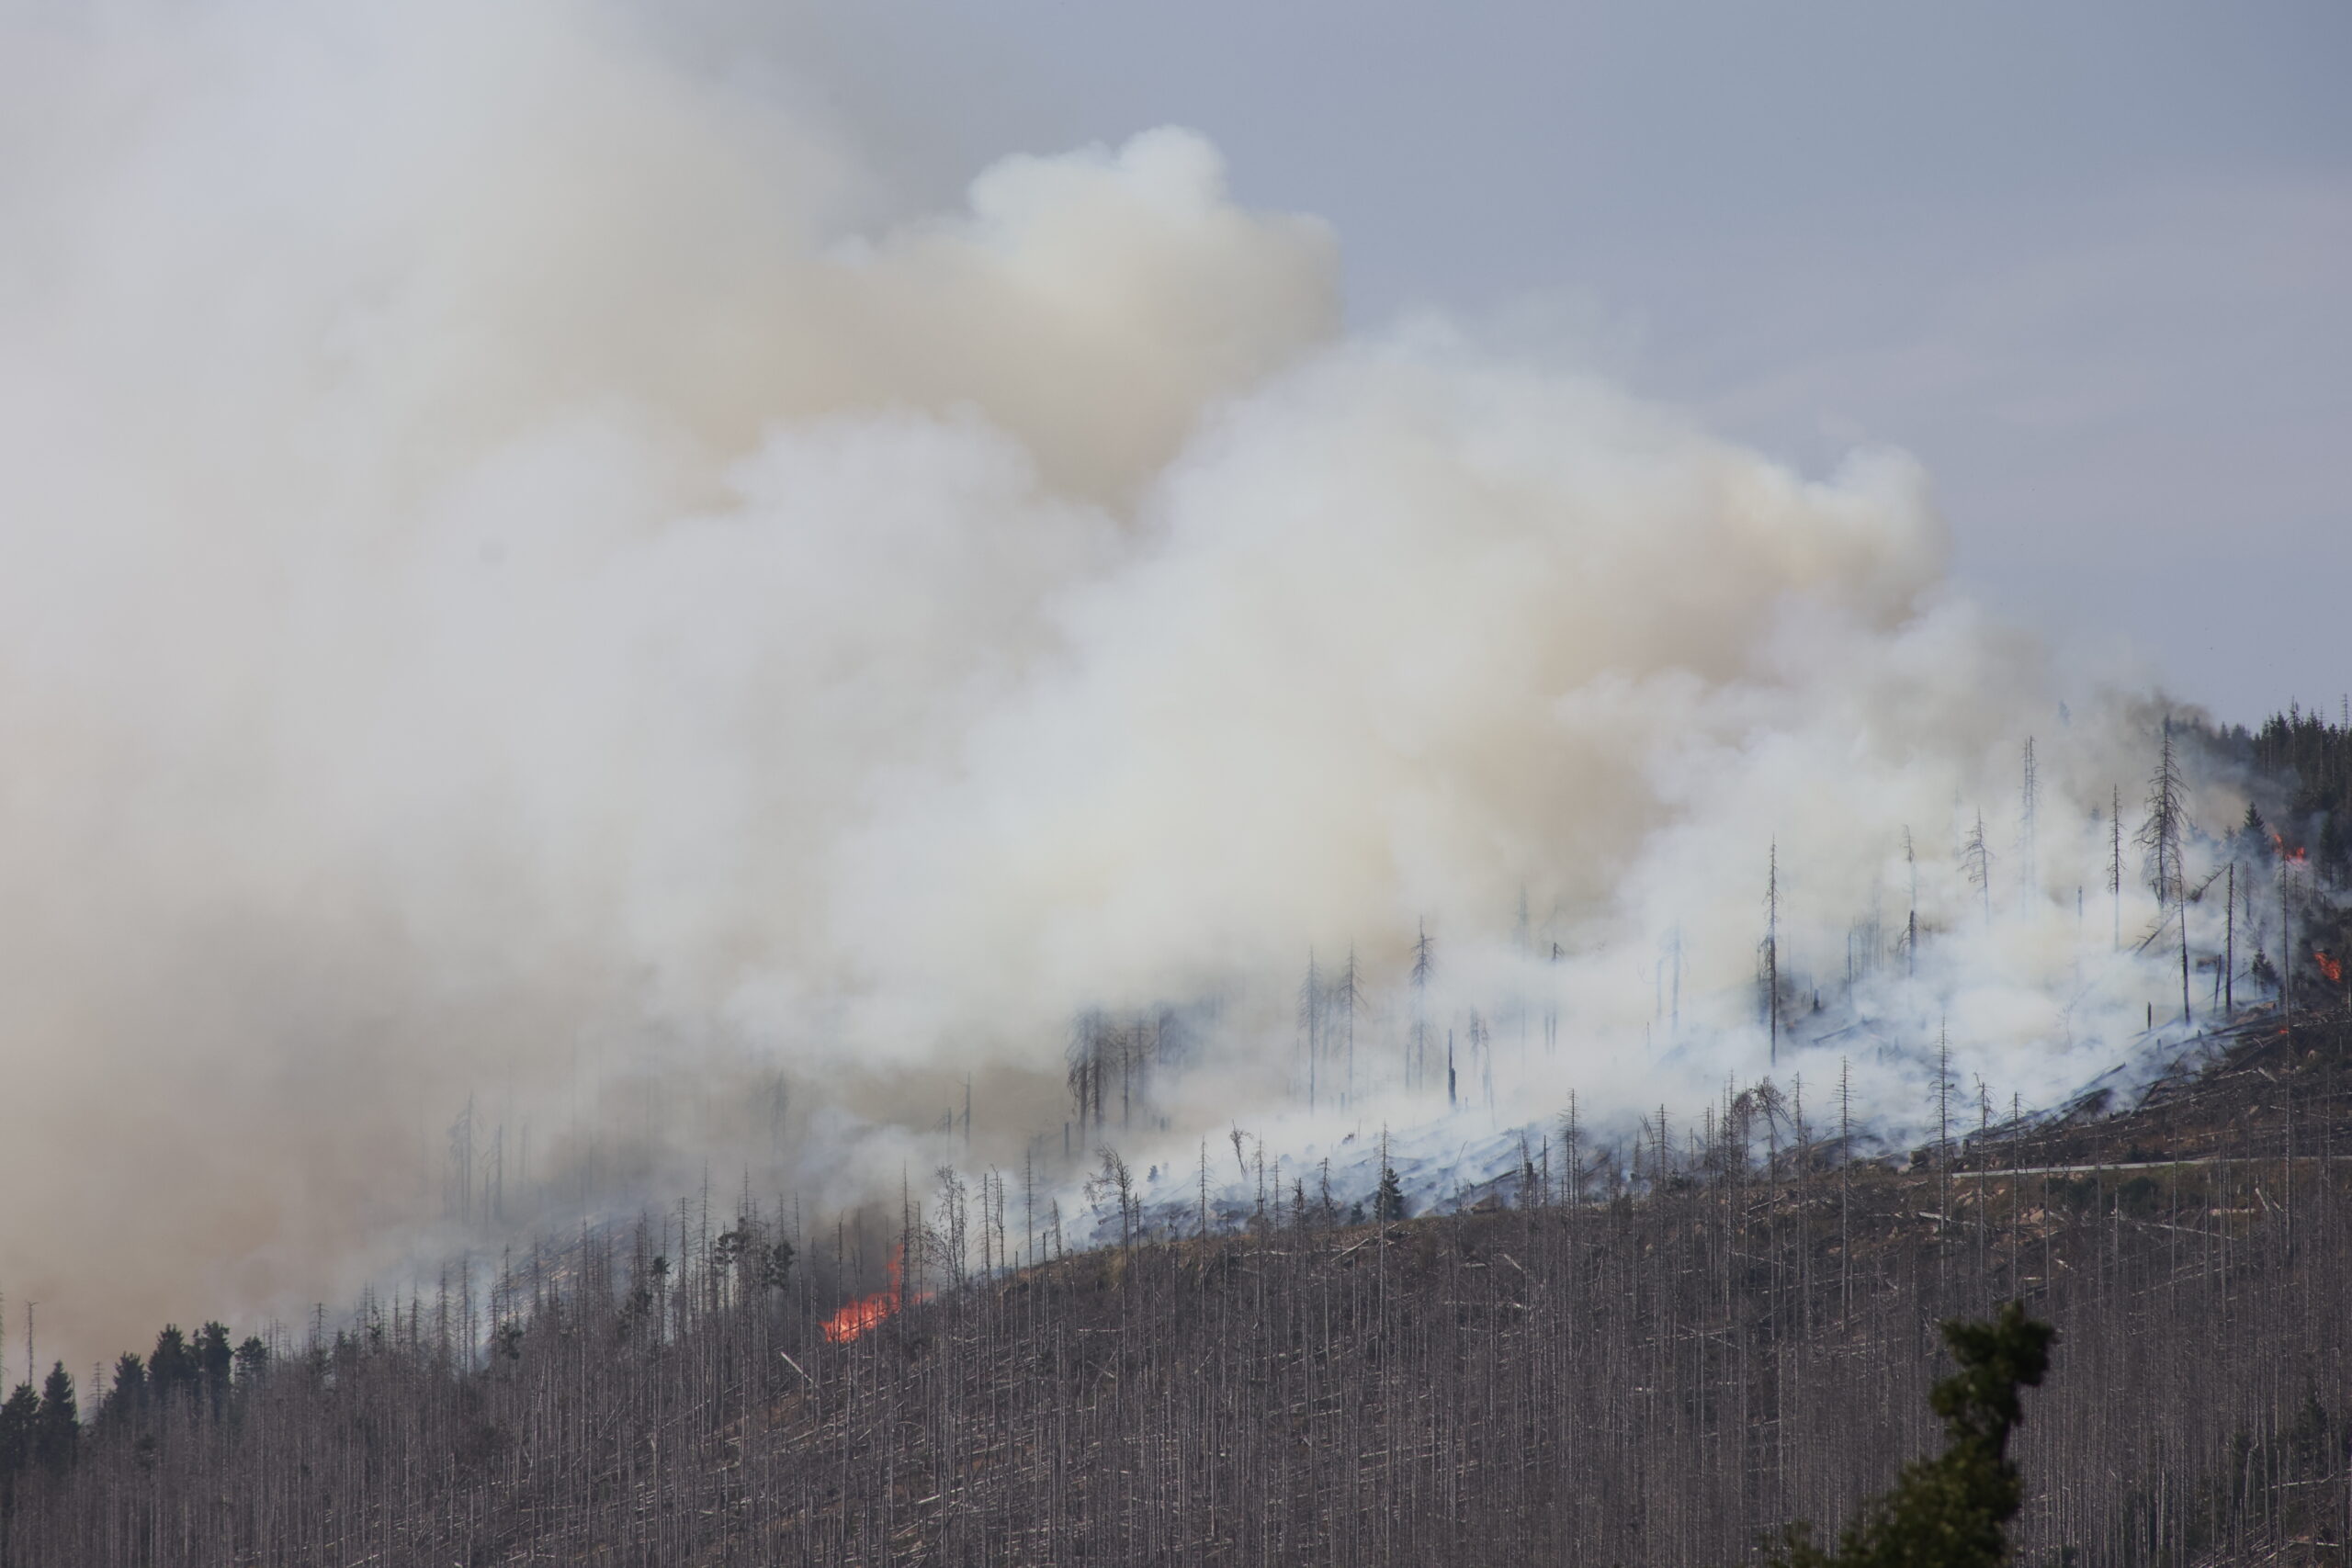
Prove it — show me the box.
[2201,703,2352,886]
[0,1365,76,1498]
[0,1318,268,1526]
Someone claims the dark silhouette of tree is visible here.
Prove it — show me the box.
[1775,1303,2054,1568]
[32,1363,76,1474]
[195,1322,232,1416]
[1083,1146,1137,1250]
[2137,719,2193,1025]
[755,1236,795,1293]
[1962,810,1993,928]
[147,1325,193,1410]
[1374,1165,1408,1223]
[0,1382,34,1499]
[100,1354,144,1426]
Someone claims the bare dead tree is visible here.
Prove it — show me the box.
[1297,950,1325,1111]
[2109,784,2124,951]
[1333,945,1361,1111]
[2137,718,2193,1025]
[1962,810,1994,928]
[1763,840,1781,1066]
[2018,736,2040,908]
[1903,827,1919,976]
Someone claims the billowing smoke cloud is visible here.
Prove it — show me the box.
[0,0,2233,1367]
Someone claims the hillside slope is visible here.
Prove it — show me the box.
[6,1007,2351,1566]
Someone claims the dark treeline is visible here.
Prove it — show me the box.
[6,1007,2352,1566]
[2198,704,2352,886]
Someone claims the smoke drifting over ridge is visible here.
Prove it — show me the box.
[0,0,2222,1363]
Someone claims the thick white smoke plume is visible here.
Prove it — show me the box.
[0,0,2238,1364]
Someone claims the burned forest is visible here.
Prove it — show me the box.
[3,712,2352,1567]
[4,9,2346,1557]
[4,989,2351,1565]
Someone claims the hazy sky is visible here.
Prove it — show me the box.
[798,1,2350,724]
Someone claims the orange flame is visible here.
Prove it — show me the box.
[820,1248,922,1344]
[2319,951,2344,985]
[2272,831,2309,865]
[820,1289,899,1344]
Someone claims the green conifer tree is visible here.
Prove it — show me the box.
[196,1322,233,1415]
[148,1325,194,1407]
[104,1352,146,1424]
[1774,1302,2054,1568]
[32,1362,77,1473]
[0,1382,35,1488]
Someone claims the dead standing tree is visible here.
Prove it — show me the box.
[1409,919,1434,1094]
[1332,946,1361,1111]
[1902,827,1918,976]
[2018,737,2039,910]
[2137,718,2193,1027]
[1762,840,1782,1066]
[1298,950,1326,1112]
[2109,784,2124,951]
[1962,810,1994,929]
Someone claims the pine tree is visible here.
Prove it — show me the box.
[32,1362,76,1473]
[196,1321,232,1416]
[1374,1165,1408,1223]
[0,1381,35,1491]
[103,1353,146,1424]
[1774,1303,2055,1568]
[148,1325,194,1409]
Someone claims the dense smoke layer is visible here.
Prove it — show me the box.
[0,0,2244,1366]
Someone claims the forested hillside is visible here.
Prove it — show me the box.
[5,1000,2350,1566]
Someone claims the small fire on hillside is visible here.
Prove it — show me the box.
[821,1249,921,1344]
[2320,951,2344,986]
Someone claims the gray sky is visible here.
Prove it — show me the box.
[800,1,2350,725]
